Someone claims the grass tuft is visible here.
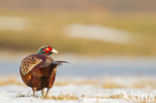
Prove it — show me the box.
[42,94,79,100]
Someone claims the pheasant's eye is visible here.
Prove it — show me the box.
[43,47,52,53]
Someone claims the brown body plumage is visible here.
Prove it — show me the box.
[20,46,67,96]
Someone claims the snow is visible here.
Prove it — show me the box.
[0,85,127,103]
[65,24,133,44]
[0,79,155,103]
[0,16,28,31]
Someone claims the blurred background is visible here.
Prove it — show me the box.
[0,0,156,77]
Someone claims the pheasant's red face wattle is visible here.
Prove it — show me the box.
[38,46,58,54]
[43,47,52,53]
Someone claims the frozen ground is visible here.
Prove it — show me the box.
[0,55,156,103]
[0,76,156,103]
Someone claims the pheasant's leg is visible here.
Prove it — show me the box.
[41,89,46,97]
[32,87,37,97]
[45,88,50,97]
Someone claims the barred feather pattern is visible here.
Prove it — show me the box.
[20,56,42,75]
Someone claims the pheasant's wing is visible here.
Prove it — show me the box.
[20,56,42,75]
[40,61,69,68]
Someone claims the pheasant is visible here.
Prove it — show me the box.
[20,46,67,97]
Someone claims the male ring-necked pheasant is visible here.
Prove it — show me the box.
[20,46,67,97]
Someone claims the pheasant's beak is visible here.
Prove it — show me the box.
[52,49,58,54]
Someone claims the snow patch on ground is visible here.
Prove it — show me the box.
[0,84,155,103]
[0,16,28,31]
[0,76,156,103]
[65,24,133,44]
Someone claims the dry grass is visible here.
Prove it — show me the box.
[0,76,156,89]
[0,11,156,56]
[42,94,79,100]
[54,80,98,86]
[102,83,126,89]
[42,94,156,103]
[133,80,156,89]
[0,76,23,86]
[102,81,156,89]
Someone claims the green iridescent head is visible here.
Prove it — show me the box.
[38,45,58,55]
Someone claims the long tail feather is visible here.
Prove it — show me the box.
[41,61,69,68]
[52,61,70,66]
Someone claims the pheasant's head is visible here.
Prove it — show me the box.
[38,45,58,55]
